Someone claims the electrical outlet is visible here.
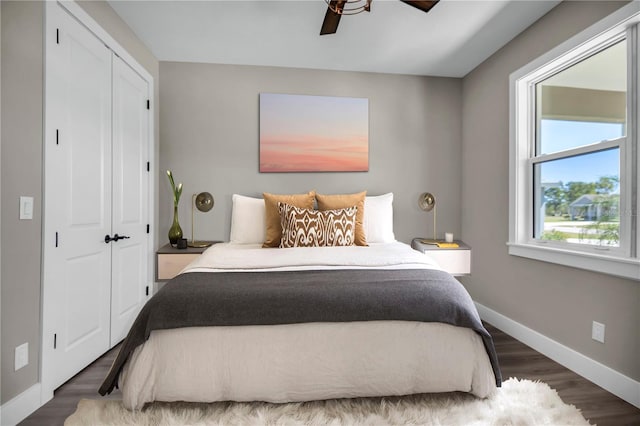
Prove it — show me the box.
[592,321,605,343]
[15,342,29,371]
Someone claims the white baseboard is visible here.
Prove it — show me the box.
[0,383,42,426]
[476,302,640,409]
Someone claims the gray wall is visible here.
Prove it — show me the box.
[159,62,463,245]
[1,0,44,404]
[1,0,462,406]
[461,0,639,380]
[1,0,3,408]
[0,0,159,404]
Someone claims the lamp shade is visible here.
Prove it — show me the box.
[195,192,214,213]
[418,192,435,212]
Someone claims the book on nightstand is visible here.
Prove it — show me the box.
[419,239,460,248]
[436,242,459,248]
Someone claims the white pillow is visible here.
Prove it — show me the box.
[230,194,266,244]
[363,193,395,243]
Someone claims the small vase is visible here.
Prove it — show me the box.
[168,205,183,246]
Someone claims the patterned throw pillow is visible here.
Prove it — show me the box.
[278,203,357,248]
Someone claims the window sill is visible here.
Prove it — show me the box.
[507,242,640,281]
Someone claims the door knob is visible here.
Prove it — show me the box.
[104,234,131,243]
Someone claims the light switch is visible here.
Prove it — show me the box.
[20,196,34,220]
[15,342,28,371]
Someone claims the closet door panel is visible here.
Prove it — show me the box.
[44,3,112,390]
[110,55,150,345]
[64,253,110,350]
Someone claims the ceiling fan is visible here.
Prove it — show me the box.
[320,0,440,35]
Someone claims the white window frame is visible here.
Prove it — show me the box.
[509,2,640,281]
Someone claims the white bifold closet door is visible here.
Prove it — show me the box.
[43,2,150,391]
[110,54,150,347]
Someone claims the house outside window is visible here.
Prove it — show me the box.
[509,3,640,280]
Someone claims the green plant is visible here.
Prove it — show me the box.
[599,223,620,243]
[166,170,183,207]
[166,170,184,245]
[541,229,567,241]
[580,222,619,245]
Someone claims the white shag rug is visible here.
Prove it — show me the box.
[65,378,590,425]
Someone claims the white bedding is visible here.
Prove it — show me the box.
[183,241,442,272]
[119,242,497,410]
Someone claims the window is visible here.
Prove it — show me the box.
[509,3,640,280]
[534,40,625,249]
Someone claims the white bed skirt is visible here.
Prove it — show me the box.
[120,321,497,410]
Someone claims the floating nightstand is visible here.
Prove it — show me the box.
[411,238,471,276]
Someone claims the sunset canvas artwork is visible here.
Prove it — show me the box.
[260,93,369,172]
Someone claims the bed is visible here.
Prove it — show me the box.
[99,192,501,410]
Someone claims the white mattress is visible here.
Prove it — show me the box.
[119,242,496,410]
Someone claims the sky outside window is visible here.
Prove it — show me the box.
[539,120,621,189]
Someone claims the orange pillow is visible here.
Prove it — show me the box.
[263,191,316,247]
[315,191,367,246]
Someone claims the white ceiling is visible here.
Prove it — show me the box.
[108,0,561,77]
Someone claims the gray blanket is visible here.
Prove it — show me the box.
[99,268,501,396]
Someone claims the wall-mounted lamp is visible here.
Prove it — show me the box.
[189,192,214,248]
[418,192,438,244]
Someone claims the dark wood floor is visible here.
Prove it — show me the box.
[484,323,640,426]
[20,322,640,425]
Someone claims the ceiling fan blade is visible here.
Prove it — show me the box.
[399,0,439,13]
[320,0,346,35]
